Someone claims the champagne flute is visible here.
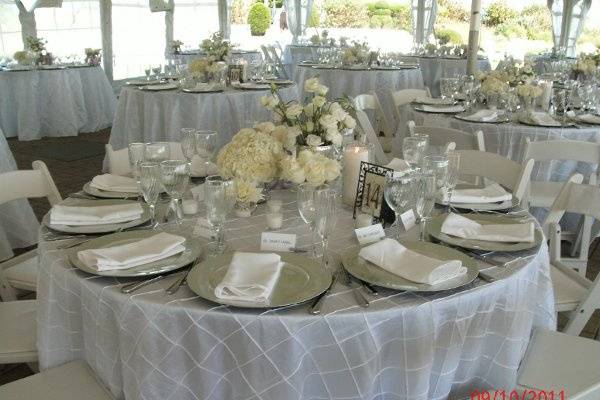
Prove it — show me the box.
[160,160,190,224]
[402,136,428,168]
[204,175,235,255]
[314,189,339,267]
[139,162,161,226]
[194,130,217,177]
[297,183,327,257]
[144,142,171,163]
[128,142,146,184]
[446,152,461,211]
[423,155,449,208]
[180,128,196,163]
[415,173,436,241]
[384,175,417,240]
[152,65,162,80]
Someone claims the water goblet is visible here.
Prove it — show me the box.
[180,128,196,163]
[160,160,190,224]
[422,155,449,206]
[445,152,461,210]
[144,142,171,163]
[402,136,428,168]
[204,175,236,255]
[313,189,339,266]
[152,65,162,80]
[415,173,436,240]
[139,162,161,225]
[144,66,151,81]
[297,183,328,257]
[128,142,146,184]
[384,174,418,240]
[194,130,217,176]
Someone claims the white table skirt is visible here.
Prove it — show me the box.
[400,56,492,97]
[0,131,39,260]
[108,84,299,153]
[0,66,116,140]
[283,45,325,76]
[37,190,555,400]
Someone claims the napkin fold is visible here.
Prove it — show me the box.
[441,213,534,243]
[50,203,144,226]
[529,112,561,127]
[77,232,186,271]
[421,105,464,113]
[90,174,139,193]
[358,238,466,285]
[462,109,499,122]
[451,183,512,204]
[190,158,219,177]
[577,113,600,125]
[214,252,284,304]
[386,158,411,177]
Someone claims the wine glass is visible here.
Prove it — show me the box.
[194,130,217,177]
[139,162,161,226]
[384,175,418,240]
[204,175,236,255]
[415,173,436,241]
[152,65,162,80]
[144,142,171,163]
[423,155,449,208]
[445,152,461,211]
[297,183,327,257]
[314,189,339,266]
[180,128,196,163]
[144,66,151,81]
[128,142,145,184]
[160,160,190,224]
[402,136,429,168]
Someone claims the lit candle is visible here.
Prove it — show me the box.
[342,142,370,206]
[267,199,283,213]
[182,199,198,215]
[266,212,283,230]
[355,213,373,229]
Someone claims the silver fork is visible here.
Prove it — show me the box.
[339,265,369,308]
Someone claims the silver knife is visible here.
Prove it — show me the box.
[121,275,166,294]
[339,266,369,308]
[165,259,200,295]
[308,273,337,315]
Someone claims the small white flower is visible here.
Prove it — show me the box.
[260,95,279,109]
[304,104,315,117]
[304,77,321,93]
[326,129,343,146]
[312,96,326,107]
[306,121,315,132]
[319,114,338,130]
[285,103,303,119]
[306,134,323,147]
[344,115,356,129]
[317,84,329,96]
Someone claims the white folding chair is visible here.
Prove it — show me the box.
[389,88,431,135]
[543,175,600,335]
[261,45,288,79]
[105,143,186,176]
[407,121,486,152]
[0,161,61,300]
[516,329,600,399]
[0,300,37,364]
[354,93,395,153]
[354,108,389,166]
[455,150,534,206]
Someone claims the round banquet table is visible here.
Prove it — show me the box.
[295,64,425,122]
[283,44,327,76]
[108,84,299,154]
[0,130,39,260]
[37,189,555,400]
[399,55,492,97]
[169,50,262,66]
[0,66,116,140]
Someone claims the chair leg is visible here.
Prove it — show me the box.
[0,274,18,301]
[563,298,598,336]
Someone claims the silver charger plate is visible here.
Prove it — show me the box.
[181,87,224,93]
[187,252,332,309]
[43,199,151,234]
[83,182,139,199]
[141,83,179,91]
[454,113,510,124]
[341,241,478,292]
[517,115,573,128]
[68,230,201,277]
[126,79,163,86]
[413,105,465,114]
[444,196,519,212]
[232,83,271,90]
[426,213,543,252]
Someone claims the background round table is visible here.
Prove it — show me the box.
[0,129,39,260]
[283,44,327,76]
[108,84,299,153]
[168,50,262,66]
[295,65,425,121]
[37,190,555,400]
[0,66,116,140]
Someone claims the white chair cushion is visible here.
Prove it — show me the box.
[550,264,588,312]
[4,254,38,291]
[530,181,562,208]
[0,300,37,364]
[0,360,114,400]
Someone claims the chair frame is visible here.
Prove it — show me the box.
[389,88,431,137]
[407,121,486,152]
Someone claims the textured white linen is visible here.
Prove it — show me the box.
[90,174,138,193]
[413,96,452,105]
[0,67,116,140]
[0,131,39,261]
[50,203,143,226]
[576,113,600,124]
[358,238,466,284]
[214,252,284,304]
[452,183,512,204]
[529,112,561,127]
[441,213,535,243]
[77,232,185,271]
[421,104,464,113]
[37,190,555,400]
[461,109,500,122]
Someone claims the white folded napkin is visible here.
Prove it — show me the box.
[577,113,600,125]
[462,109,499,122]
[77,232,186,271]
[190,158,219,177]
[50,203,144,226]
[451,183,512,204]
[529,112,561,127]
[358,238,466,285]
[214,252,284,304]
[421,105,464,113]
[441,213,535,243]
[414,97,452,105]
[90,174,139,193]
[386,158,411,177]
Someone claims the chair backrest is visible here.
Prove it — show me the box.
[408,122,486,152]
[456,150,534,203]
[354,109,389,165]
[264,45,289,79]
[105,143,186,176]
[389,88,431,133]
[0,160,61,206]
[544,175,600,230]
[354,93,394,141]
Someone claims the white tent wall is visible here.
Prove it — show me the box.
[548,0,592,57]
[0,0,24,56]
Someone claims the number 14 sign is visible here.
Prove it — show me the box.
[353,162,394,222]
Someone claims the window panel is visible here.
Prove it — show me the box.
[0,3,22,57]
[173,0,219,49]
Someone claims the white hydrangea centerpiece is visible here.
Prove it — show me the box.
[200,32,233,62]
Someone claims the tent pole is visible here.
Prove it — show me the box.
[466,0,481,76]
[99,0,113,82]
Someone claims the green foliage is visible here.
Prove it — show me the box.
[495,21,527,39]
[267,0,283,8]
[437,0,469,23]
[435,28,463,45]
[308,4,320,28]
[389,3,411,31]
[247,2,271,36]
[578,28,600,48]
[230,0,246,24]
[490,4,552,41]
[483,1,517,27]
[519,4,551,31]
[323,0,369,28]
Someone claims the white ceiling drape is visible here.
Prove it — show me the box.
[285,0,313,44]
[548,0,592,57]
[411,0,437,46]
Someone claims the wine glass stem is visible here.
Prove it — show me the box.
[420,217,427,241]
[447,188,453,213]
[310,223,317,258]
[395,212,402,240]
[322,238,329,266]
[149,204,156,226]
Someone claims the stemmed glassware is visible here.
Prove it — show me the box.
[415,173,436,241]
[384,175,418,240]
[160,160,190,224]
[204,175,236,255]
[445,152,461,211]
[152,65,162,80]
[144,142,171,163]
[297,184,327,257]
[128,142,146,184]
[180,128,196,163]
[423,155,449,209]
[313,189,339,266]
[402,136,429,168]
[144,66,151,81]
[194,130,217,176]
[139,162,161,226]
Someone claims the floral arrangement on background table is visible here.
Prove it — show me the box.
[341,41,376,67]
[201,32,233,62]
[515,83,543,112]
[24,36,52,65]
[12,50,34,65]
[170,39,183,54]
[84,48,101,66]
[309,30,334,46]
[187,57,226,84]
[571,52,600,81]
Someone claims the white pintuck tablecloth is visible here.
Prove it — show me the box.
[0,130,39,260]
[37,190,555,400]
[108,84,299,153]
[0,66,116,140]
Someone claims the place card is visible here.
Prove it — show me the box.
[260,232,297,252]
[355,223,385,245]
[399,209,417,231]
[193,217,215,239]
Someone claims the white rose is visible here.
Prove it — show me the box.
[312,96,326,107]
[330,102,347,121]
[306,121,315,132]
[304,160,326,186]
[319,114,338,130]
[285,103,303,119]
[297,149,314,165]
[306,134,323,148]
[326,129,343,146]
[323,159,341,182]
[254,121,275,133]
[317,84,329,96]
[304,104,315,117]
[260,95,279,109]
[280,156,306,184]
[344,115,356,129]
[304,77,321,93]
